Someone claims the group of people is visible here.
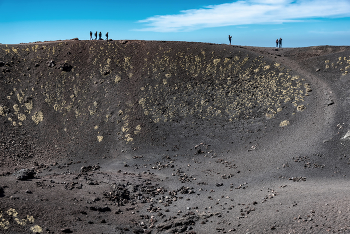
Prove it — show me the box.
[276,38,282,48]
[228,35,283,48]
[90,31,109,40]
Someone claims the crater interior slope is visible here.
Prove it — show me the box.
[1,40,350,233]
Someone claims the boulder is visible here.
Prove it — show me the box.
[47,60,55,67]
[14,168,36,180]
[59,63,73,72]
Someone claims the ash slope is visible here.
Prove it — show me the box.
[0,41,350,234]
[0,40,310,166]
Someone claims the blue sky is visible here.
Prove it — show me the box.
[0,0,349,47]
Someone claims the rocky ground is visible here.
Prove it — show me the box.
[1,40,350,233]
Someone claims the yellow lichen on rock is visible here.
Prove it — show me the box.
[6,208,18,217]
[32,111,44,124]
[25,101,33,113]
[15,217,27,226]
[297,105,306,112]
[0,105,5,116]
[30,225,42,233]
[115,75,121,83]
[97,135,103,142]
[0,212,9,229]
[125,134,133,142]
[0,208,40,231]
[18,113,26,121]
[134,125,141,135]
[13,104,20,113]
[279,120,290,127]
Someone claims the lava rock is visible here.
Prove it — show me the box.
[80,165,100,173]
[47,60,55,67]
[90,206,111,212]
[0,186,4,197]
[59,63,73,72]
[61,228,73,233]
[14,168,35,180]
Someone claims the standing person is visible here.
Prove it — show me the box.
[279,38,282,48]
[276,39,279,47]
[105,32,109,41]
[90,31,93,40]
[228,35,232,45]
[94,31,97,40]
[99,32,102,40]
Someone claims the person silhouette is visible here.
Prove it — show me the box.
[228,35,232,45]
[276,39,278,47]
[94,31,97,40]
[99,32,102,40]
[279,38,282,48]
[106,32,109,40]
[90,31,93,40]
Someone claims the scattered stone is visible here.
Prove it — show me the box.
[104,184,131,206]
[326,99,334,106]
[235,183,248,189]
[289,177,307,182]
[65,182,83,190]
[157,214,201,232]
[80,165,100,173]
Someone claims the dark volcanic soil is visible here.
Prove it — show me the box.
[1,40,350,233]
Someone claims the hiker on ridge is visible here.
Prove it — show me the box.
[228,35,232,45]
[90,31,93,40]
[99,32,102,40]
[106,32,109,41]
[276,39,279,47]
[95,31,97,40]
[279,38,282,48]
